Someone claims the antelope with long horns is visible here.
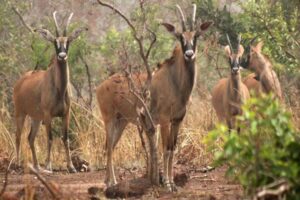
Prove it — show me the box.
[13,11,87,172]
[242,41,283,101]
[96,4,212,190]
[211,35,250,131]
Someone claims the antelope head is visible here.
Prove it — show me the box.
[34,11,88,61]
[225,35,244,75]
[247,41,266,71]
[240,36,258,69]
[161,4,213,61]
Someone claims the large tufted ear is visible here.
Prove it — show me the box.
[34,28,56,42]
[68,27,88,43]
[224,45,232,57]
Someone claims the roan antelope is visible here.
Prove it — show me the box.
[96,4,212,190]
[242,41,283,101]
[13,12,87,172]
[211,35,250,131]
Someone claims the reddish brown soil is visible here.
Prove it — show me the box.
[0,165,243,199]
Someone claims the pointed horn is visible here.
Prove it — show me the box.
[250,36,258,45]
[191,4,197,30]
[237,34,241,52]
[226,34,233,52]
[64,12,73,36]
[176,4,187,32]
[53,11,60,36]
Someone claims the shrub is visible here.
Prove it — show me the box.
[206,94,300,198]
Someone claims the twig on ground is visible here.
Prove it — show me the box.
[28,164,62,199]
[254,180,290,200]
[0,153,14,197]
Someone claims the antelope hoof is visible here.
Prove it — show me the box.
[39,168,53,174]
[46,162,52,172]
[163,181,173,192]
[170,183,177,192]
[163,179,177,192]
[67,165,77,173]
[105,179,117,187]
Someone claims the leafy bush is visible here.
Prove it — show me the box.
[206,94,300,198]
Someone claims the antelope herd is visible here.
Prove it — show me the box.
[12,3,283,192]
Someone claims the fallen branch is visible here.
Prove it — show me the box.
[28,164,62,199]
[0,153,14,197]
[254,180,290,200]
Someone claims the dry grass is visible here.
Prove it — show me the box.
[0,75,299,173]
[0,86,217,172]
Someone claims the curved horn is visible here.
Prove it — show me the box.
[191,4,197,30]
[64,12,74,36]
[250,36,258,45]
[237,34,241,52]
[176,4,187,32]
[226,34,233,52]
[53,11,60,37]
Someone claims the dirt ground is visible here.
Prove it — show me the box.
[0,165,243,200]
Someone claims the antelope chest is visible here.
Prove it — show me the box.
[52,96,69,117]
[229,106,241,117]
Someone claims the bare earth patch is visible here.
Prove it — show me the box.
[0,165,242,199]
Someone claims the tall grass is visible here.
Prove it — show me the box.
[0,72,299,173]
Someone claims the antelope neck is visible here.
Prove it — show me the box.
[171,50,197,104]
[53,57,69,99]
[230,71,241,100]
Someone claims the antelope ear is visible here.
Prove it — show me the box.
[161,22,175,32]
[255,41,263,53]
[195,21,213,37]
[224,45,231,57]
[161,23,181,38]
[34,28,55,42]
[200,21,213,31]
[68,27,88,42]
[237,45,244,57]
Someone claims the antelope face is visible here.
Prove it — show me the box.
[161,21,213,62]
[225,44,244,75]
[180,32,197,61]
[55,37,69,61]
[248,42,265,71]
[34,11,88,62]
[228,54,241,74]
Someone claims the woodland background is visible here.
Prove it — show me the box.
[0,0,299,198]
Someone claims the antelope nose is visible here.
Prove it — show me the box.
[232,66,239,73]
[58,52,67,59]
[185,50,194,58]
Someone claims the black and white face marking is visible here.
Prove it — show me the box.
[180,32,198,61]
[55,37,69,61]
[229,55,241,74]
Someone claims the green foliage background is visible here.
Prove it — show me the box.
[206,94,300,198]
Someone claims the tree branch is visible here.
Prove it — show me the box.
[96,0,154,88]
[11,6,34,33]
[79,52,93,108]
[97,0,156,131]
